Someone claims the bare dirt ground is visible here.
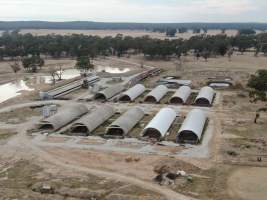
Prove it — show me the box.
[1,52,267,199]
[228,167,267,200]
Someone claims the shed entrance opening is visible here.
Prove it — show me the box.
[119,95,131,102]
[106,127,124,137]
[177,131,199,144]
[144,96,157,103]
[143,128,161,140]
[39,124,54,130]
[170,97,183,104]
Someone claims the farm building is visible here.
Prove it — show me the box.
[142,108,177,140]
[144,85,168,103]
[71,105,115,136]
[38,104,88,131]
[119,84,146,102]
[177,109,207,144]
[195,86,215,106]
[169,86,192,104]
[105,107,144,138]
[95,84,125,101]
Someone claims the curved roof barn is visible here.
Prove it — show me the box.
[169,86,191,104]
[144,85,168,103]
[142,108,177,140]
[177,109,207,144]
[39,104,88,131]
[119,84,146,102]
[195,86,215,106]
[95,84,124,101]
[105,107,144,137]
[71,105,115,136]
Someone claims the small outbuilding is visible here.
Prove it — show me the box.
[71,105,115,136]
[142,108,177,140]
[177,109,207,144]
[119,84,146,102]
[38,104,88,131]
[105,107,144,138]
[144,85,168,103]
[169,86,191,104]
[195,86,215,106]
[95,84,124,101]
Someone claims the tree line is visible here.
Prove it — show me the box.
[1,21,267,30]
[1,31,267,63]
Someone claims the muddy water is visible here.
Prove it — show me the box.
[0,80,34,103]
[96,66,130,73]
[40,67,131,84]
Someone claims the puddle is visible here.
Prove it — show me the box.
[0,80,34,103]
[39,69,81,84]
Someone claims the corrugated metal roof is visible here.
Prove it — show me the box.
[71,105,115,135]
[95,84,125,100]
[169,86,191,104]
[39,104,88,131]
[195,86,215,105]
[119,84,146,101]
[144,85,168,103]
[105,107,144,136]
[143,107,177,138]
[177,109,207,141]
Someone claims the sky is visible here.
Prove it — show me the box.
[0,0,267,23]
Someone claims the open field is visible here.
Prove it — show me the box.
[17,29,244,39]
[0,52,267,199]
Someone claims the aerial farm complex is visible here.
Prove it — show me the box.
[0,28,267,200]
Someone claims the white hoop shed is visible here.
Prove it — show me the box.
[177,109,207,144]
[119,84,146,102]
[195,86,215,106]
[144,85,168,103]
[142,108,177,140]
[169,86,192,104]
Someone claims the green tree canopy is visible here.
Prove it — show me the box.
[22,55,44,73]
[247,69,267,102]
[75,56,94,72]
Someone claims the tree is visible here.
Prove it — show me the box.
[10,60,21,80]
[227,47,234,61]
[178,27,188,34]
[22,56,44,73]
[202,50,210,61]
[75,56,94,73]
[247,69,267,102]
[166,28,177,37]
[193,28,201,34]
[238,29,256,35]
[48,65,63,85]
[247,69,267,122]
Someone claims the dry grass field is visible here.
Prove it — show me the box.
[17,29,244,39]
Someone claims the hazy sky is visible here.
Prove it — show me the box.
[0,0,267,22]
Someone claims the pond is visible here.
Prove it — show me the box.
[40,66,131,83]
[0,80,34,103]
[96,66,130,74]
